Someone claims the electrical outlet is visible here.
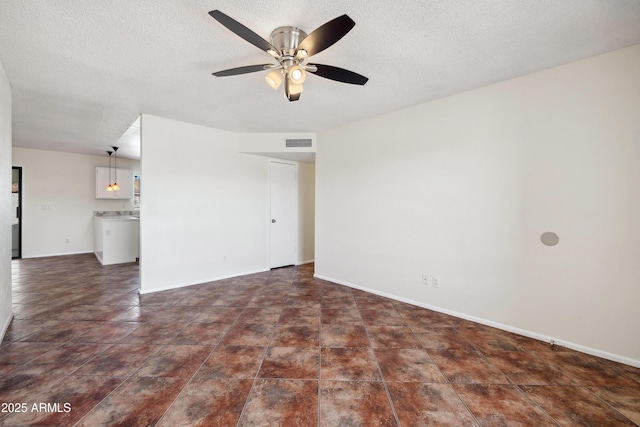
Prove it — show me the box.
[432,276,441,288]
[421,273,429,285]
[65,238,70,244]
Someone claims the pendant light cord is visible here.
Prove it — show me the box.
[113,146,119,186]
[106,150,113,191]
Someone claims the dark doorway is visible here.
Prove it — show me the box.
[12,166,22,259]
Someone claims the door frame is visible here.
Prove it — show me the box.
[12,166,22,259]
[269,160,298,269]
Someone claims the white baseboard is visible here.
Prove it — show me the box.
[140,268,271,294]
[296,259,315,265]
[314,274,640,369]
[22,251,93,259]
[0,312,14,346]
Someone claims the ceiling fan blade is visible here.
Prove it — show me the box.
[296,15,355,57]
[209,10,278,54]
[308,64,369,85]
[212,64,271,77]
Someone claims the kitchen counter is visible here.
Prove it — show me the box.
[93,215,139,265]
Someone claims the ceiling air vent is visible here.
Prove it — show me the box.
[285,138,313,148]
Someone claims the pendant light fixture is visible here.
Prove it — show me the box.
[105,150,114,192]
[111,146,120,191]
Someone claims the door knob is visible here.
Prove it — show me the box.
[271,219,276,223]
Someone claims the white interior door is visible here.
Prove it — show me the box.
[270,161,297,268]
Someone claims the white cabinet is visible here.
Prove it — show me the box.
[94,216,139,265]
[96,167,133,199]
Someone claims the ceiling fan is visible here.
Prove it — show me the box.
[208,10,369,102]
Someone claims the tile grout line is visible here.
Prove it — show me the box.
[16,266,209,426]
[510,383,563,427]
[234,268,279,427]
[454,328,564,425]
[151,334,224,426]
[72,303,194,426]
[445,320,566,426]
[404,315,483,426]
[582,385,639,426]
[74,280,228,426]
[358,299,401,427]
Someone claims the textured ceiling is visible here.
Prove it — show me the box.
[1,0,640,160]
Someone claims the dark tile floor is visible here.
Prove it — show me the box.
[1,254,639,426]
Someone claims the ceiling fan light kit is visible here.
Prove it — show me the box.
[288,65,306,84]
[265,69,284,89]
[288,81,304,95]
[209,10,368,102]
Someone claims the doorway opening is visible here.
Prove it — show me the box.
[11,167,22,259]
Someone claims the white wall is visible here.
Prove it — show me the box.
[11,148,140,258]
[316,44,640,365]
[140,114,271,293]
[0,59,13,342]
[298,161,315,264]
[238,132,316,155]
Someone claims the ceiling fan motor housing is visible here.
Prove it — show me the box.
[270,26,307,57]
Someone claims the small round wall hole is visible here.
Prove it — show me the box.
[541,232,559,246]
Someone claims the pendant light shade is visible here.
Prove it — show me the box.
[111,146,120,191]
